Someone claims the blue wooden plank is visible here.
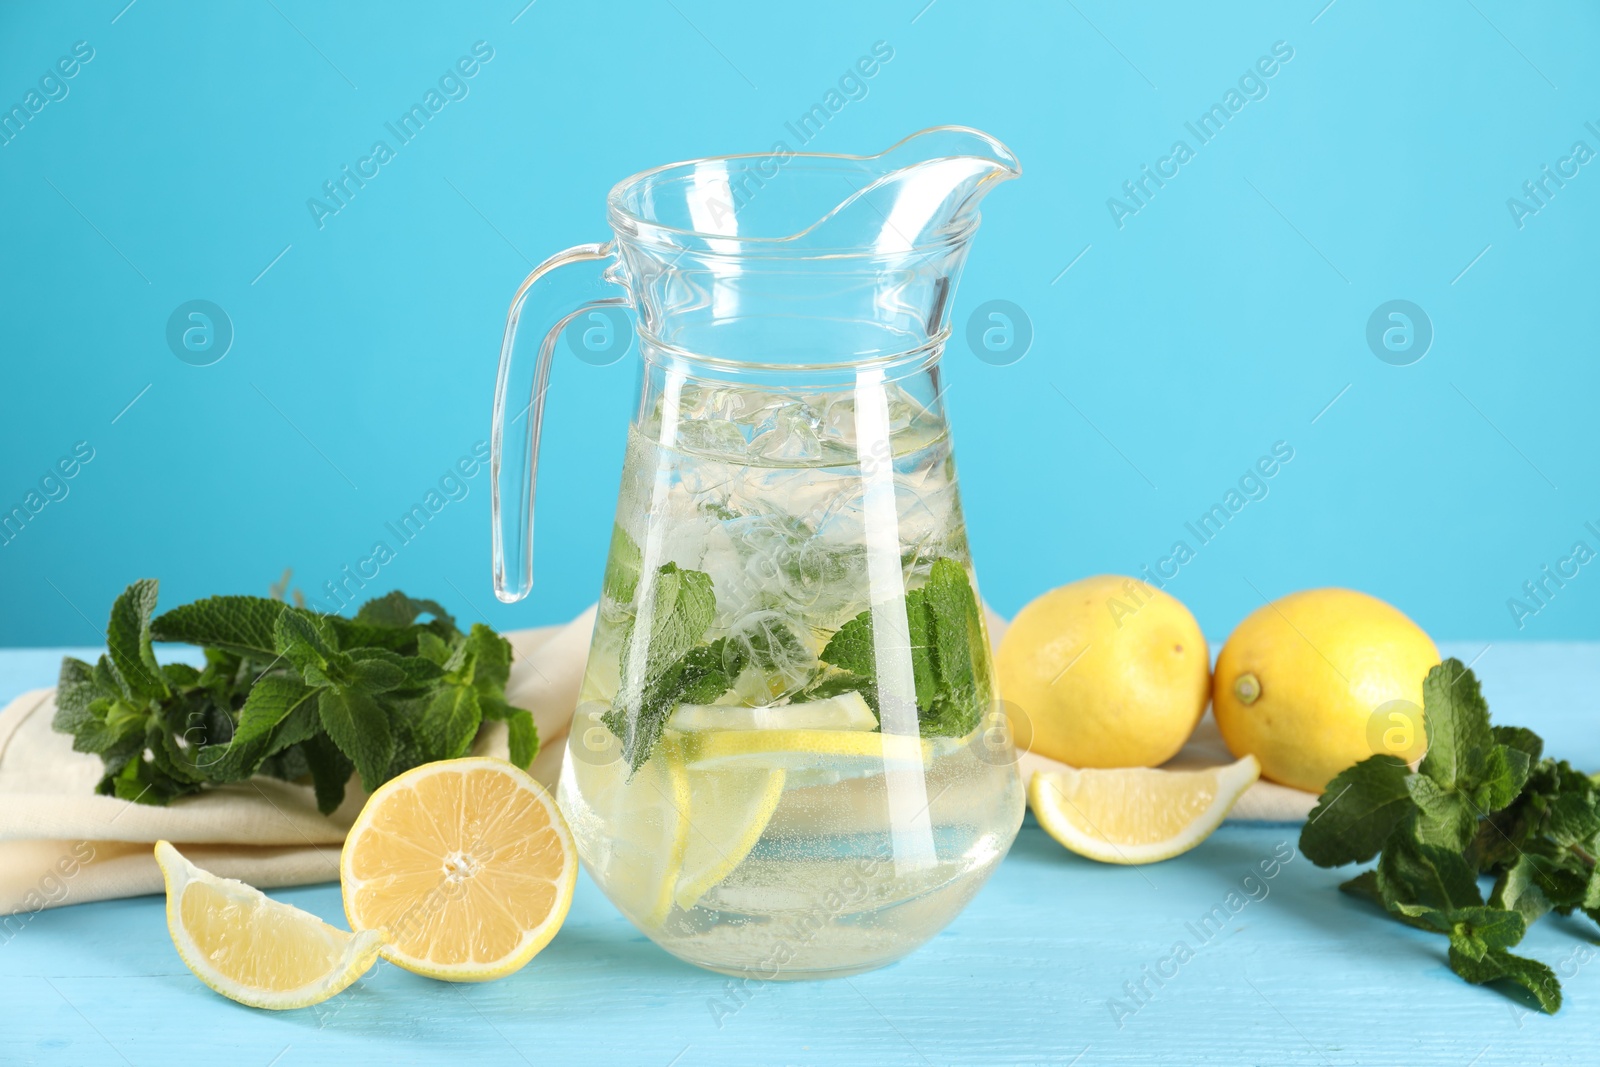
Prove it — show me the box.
[3,644,1598,1066]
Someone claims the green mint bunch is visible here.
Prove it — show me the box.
[54,580,537,815]
[1301,658,1600,1013]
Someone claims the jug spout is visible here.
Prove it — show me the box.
[605,124,1020,253]
[799,126,1022,253]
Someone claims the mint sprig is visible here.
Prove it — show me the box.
[819,558,990,737]
[602,563,738,774]
[54,579,537,814]
[1301,658,1598,1013]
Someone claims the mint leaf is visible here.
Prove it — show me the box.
[454,624,512,695]
[1448,945,1561,1014]
[345,652,406,693]
[205,676,321,781]
[923,558,989,735]
[819,608,876,677]
[1490,855,1556,926]
[1339,869,1383,904]
[1492,725,1544,765]
[794,669,878,714]
[53,657,99,736]
[1392,902,1523,951]
[302,733,353,815]
[420,686,481,761]
[602,523,643,604]
[620,563,716,685]
[905,587,940,711]
[1407,659,1528,848]
[1377,834,1482,912]
[817,588,938,707]
[480,696,539,769]
[1418,658,1494,794]
[416,630,452,665]
[106,579,165,699]
[607,563,720,770]
[355,590,454,631]
[820,590,936,705]
[161,662,201,687]
[152,595,287,660]
[318,686,394,792]
[276,608,344,684]
[1407,773,1479,852]
[504,707,538,769]
[606,640,735,773]
[1301,755,1416,866]
[1541,762,1600,847]
[350,646,444,688]
[819,560,988,737]
[1451,906,1527,954]
[1475,743,1532,812]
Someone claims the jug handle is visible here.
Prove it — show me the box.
[490,240,628,603]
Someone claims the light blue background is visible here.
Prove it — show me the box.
[2,0,1597,646]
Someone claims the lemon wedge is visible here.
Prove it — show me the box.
[340,757,577,981]
[1029,756,1260,864]
[155,840,384,1010]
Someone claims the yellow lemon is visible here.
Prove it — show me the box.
[340,757,577,982]
[995,575,1210,768]
[1212,588,1440,793]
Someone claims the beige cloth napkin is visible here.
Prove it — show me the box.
[0,604,1313,915]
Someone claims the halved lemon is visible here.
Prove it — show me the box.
[155,840,384,1010]
[340,757,577,982]
[1029,756,1260,865]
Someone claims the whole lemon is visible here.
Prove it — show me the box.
[1212,588,1440,793]
[995,575,1210,768]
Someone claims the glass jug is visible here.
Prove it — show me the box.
[490,127,1024,978]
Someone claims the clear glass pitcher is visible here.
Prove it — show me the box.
[490,127,1024,978]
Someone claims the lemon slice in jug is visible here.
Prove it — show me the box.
[668,691,877,732]
[568,741,692,928]
[675,760,788,911]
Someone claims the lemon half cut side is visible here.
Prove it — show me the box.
[340,757,578,982]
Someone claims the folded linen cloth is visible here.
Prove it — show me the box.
[0,604,1314,914]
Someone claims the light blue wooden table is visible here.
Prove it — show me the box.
[3,642,1597,1067]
